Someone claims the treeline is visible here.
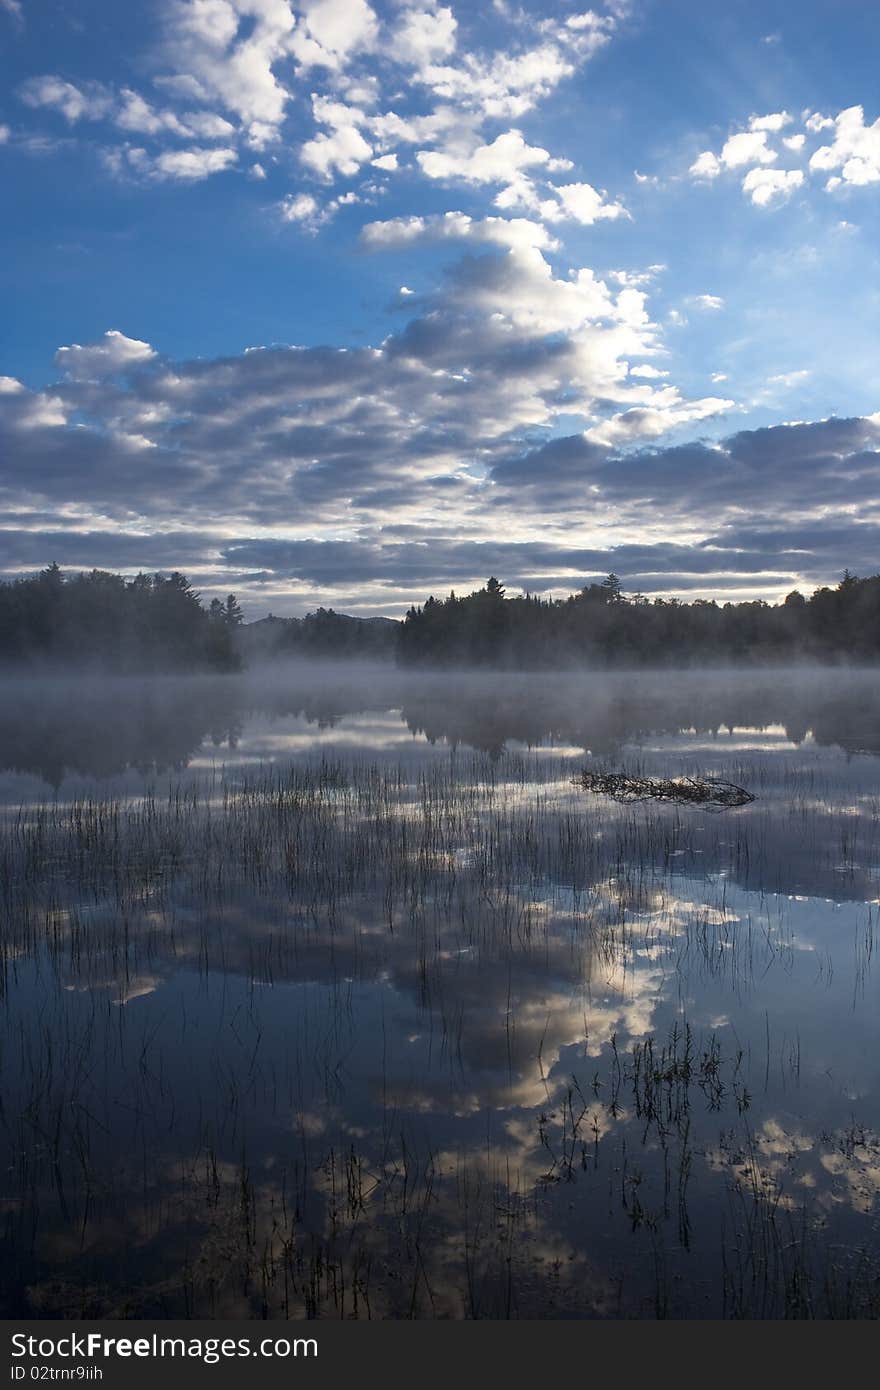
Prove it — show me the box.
[398,572,880,667]
[0,565,399,673]
[4,564,880,674]
[0,564,243,672]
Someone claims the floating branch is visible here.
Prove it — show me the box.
[574,771,755,808]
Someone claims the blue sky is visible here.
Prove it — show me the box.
[1,0,879,614]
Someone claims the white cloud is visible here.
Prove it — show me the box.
[280,187,360,231]
[689,104,880,206]
[689,150,720,179]
[541,181,629,226]
[115,89,190,137]
[748,111,792,133]
[362,210,558,253]
[339,74,380,108]
[279,191,331,231]
[122,144,239,181]
[13,0,627,230]
[587,394,733,446]
[173,0,240,47]
[689,119,798,196]
[292,0,378,70]
[416,128,553,185]
[410,11,611,124]
[366,105,462,152]
[692,294,724,311]
[720,129,777,168]
[301,124,372,178]
[0,124,9,144]
[393,7,457,68]
[14,6,306,174]
[153,146,237,179]
[809,105,880,187]
[55,330,157,381]
[609,265,665,288]
[181,109,237,139]
[244,120,278,151]
[428,245,658,388]
[300,92,373,178]
[154,74,212,104]
[418,46,575,120]
[163,0,297,143]
[280,191,320,222]
[741,166,803,206]
[19,75,112,123]
[19,72,241,156]
[4,389,67,430]
[565,11,615,36]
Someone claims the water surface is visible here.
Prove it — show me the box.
[1,666,879,1318]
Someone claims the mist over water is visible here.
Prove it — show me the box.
[1,664,879,1317]
[2,661,880,795]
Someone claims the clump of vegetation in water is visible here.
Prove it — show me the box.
[575,771,755,808]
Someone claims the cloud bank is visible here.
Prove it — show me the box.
[1,313,876,611]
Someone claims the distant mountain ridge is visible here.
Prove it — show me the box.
[237,608,399,662]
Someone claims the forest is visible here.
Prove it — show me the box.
[0,564,243,672]
[0,564,397,670]
[397,572,880,667]
[1,563,879,671]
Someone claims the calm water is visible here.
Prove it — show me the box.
[1,665,879,1318]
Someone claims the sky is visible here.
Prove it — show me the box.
[1,0,879,617]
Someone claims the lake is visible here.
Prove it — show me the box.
[1,665,879,1318]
